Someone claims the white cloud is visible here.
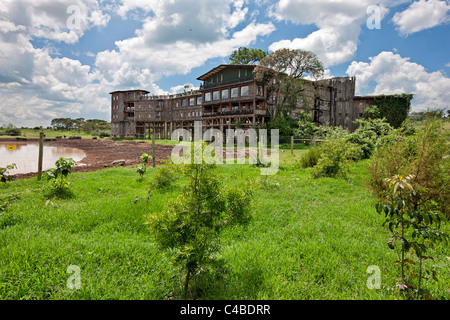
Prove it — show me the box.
[0,0,276,127]
[1,0,110,44]
[95,0,275,90]
[346,51,450,112]
[392,0,450,35]
[169,83,199,94]
[268,0,408,67]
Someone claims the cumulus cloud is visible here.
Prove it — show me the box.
[1,0,110,44]
[95,0,275,90]
[0,0,276,127]
[346,51,450,112]
[267,0,409,67]
[392,0,450,35]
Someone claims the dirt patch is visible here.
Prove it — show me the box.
[1,138,174,181]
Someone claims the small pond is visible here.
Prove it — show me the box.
[0,142,86,175]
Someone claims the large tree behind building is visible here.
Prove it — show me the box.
[229,47,268,65]
[254,48,324,120]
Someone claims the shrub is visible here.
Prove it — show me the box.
[43,158,76,191]
[94,130,110,138]
[348,118,393,159]
[0,124,21,136]
[311,138,363,178]
[145,143,253,298]
[298,147,321,168]
[376,174,448,299]
[369,116,449,217]
[150,161,177,191]
[0,164,17,183]
[136,153,151,178]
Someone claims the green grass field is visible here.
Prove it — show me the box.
[0,150,449,300]
[0,129,97,140]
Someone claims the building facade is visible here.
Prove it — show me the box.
[110,64,376,139]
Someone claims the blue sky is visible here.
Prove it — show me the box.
[0,0,449,127]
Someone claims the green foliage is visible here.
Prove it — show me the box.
[372,94,414,128]
[362,105,381,119]
[298,147,321,168]
[347,118,394,159]
[93,130,111,138]
[0,124,21,136]
[43,158,76,191]
[150,160,177,191]
[145,144,253,298]
[50,117,110,133]
[267,114,298,136]
[311,138,363,178]
[255,48,324,119]
[369,116,449,217]
[293,111,315,138]
[376,174,449,299]
[229,47,268,65]
[0,164,17,183]
[136,153,151,178]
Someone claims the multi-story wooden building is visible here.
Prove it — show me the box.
[110,64,378,138]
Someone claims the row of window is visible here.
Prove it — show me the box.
[204,85,249,103]
[180,111,202,118]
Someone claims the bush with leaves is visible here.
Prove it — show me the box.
[311,138,363,178]
[347,117,393,159]
[150,160,177,191]
[293,111,316,138]
[145,143,253,298]
[298,147,321,168]
[369,116,449,217]
[376,174,448,299]
[1,164,17,183]
[0,124,21,136]
[136,153,151,178]
[43,157,76,191]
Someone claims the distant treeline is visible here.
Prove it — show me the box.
[50,118,110,134]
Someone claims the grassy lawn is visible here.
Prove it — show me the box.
[0,151,449,300]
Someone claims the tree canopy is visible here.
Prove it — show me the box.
[254,48,324,120]
[229,47,268,65]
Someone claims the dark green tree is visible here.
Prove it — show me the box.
[254,48,324,120]
[229,47,268,65]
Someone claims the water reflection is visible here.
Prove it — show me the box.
[0,142,86,174]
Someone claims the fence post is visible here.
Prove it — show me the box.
[37,132,44,180]
[291,136,294,155]
[152,124,156,168]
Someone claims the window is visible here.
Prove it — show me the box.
[221,89,228,99]
[213,91,220,101]
[231,87,238,98]
[221,107,226,112]
[189,98,195,106]
[205,92,211,102]
[181,99,187,107]
[241,85,249,97]
[197,96,203,105]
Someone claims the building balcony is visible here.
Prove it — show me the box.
[202,109,267,118]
